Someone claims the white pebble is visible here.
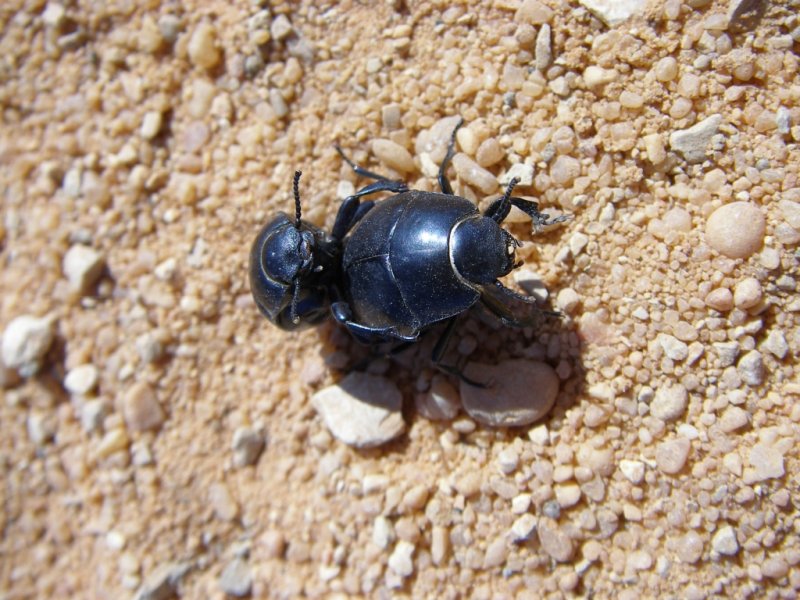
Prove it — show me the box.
[556,288,580,314]
[705,202,765,259]
[64,364,99,396]
[2,315,56,376]
[712,525,739,556]
[719,406,749,433]
[550,155,580,187]
[579,0,648,26]
[511,513,537,541]
[141,111,163,140]
[619,459,645,484]
[733,277,762,309]
[63,244,105,294]
[650,383,688,422]
[452,153,498,194]
[499,162,534,187]
[311,373,405,448]
[387,541,415,578]
[747,443,784,481]
[497,447,520,474]
[760,330,789,359]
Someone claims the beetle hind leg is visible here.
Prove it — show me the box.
[479,281,560,328]
[431,317,489,388]
[437,117,465,195]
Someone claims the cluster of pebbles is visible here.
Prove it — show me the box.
[1,0,799,598]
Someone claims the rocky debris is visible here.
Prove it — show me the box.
[311,373,405,448]
[669,115,723,163]
[188,23,221,69]
[579,0,648,26]
[511,513,537,541]
[387,540,415,577]
[209,482,240,522]
[460,360,558,427]
[371,139,415,173]
[760,330,789,359]
[63,244,105,294]
[619,459,645,484]
[746,443,784,482]
[219,558,252,597]
[122,382,165,432]
[650,383,688,422]
[64,363,99,396]
[1,314,56,377]
[719,406,749,432]
[655,437,691,474]
[232,426,265,468]
[737,351,765,386]
[537,517,574,562]
[134,562,191,600]
[711,525,740,556]
[705,202,766,259]
[535,24,551,71]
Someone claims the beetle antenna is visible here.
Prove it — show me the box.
[492,177,520,224]
[293,170,302,227]
[290,281,301,324]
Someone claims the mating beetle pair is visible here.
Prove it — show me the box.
[249,120,568,382]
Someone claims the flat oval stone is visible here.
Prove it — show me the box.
[460,359,558,427]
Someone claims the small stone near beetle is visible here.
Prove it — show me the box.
[705,202,765,259]
[460,360,558,427]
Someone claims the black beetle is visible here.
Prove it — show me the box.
[249,120,568,381]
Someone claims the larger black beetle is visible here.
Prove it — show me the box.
[249,120,568,380]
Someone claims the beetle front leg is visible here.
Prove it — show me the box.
[484,194,572,230]
[437,117,464,195]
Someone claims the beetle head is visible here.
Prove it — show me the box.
[249,172,330,330]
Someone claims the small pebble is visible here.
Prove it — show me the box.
[140,111,163,140]
[64,364,99,396]
[63,244,105,294]
[737,351,764,386]
[134,563,190,600]
[232,427,265,467]
[619,459,645,484]
[1,314,56,376]
[550,155,580,187]
[762,557,789,580]
[535,24,551,71]
[747,443,784,481]
[188,23,221,69]
[705,202,765,259]
[460,360,558,427]
[270,14,293,41]
[311,373,405,448]
[712,526,739,556]
[371,139,415,173]
[122,382,165,432]
[219,558,252,597]
[415,374,460,420]
[733,277,762,309]
[705,288,734,311]
[537,517,574,562]
[655,437,690,474]
[669,115,723,163]
[452,153,498,194]
[719,406,749,433]
[760,330,789,360]
[387,541,415,577]
[650,383,688,422]
[579,0,648,26]
[499,162,534,187]
[511,513,537,541]
[209,482,239,521]
[677,530,704,564]
[476,138,504,168]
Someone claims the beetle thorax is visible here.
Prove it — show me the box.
[449,215,516,286]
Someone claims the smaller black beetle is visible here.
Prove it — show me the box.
[249,120,569,381]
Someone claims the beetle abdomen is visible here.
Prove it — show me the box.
[343,191,480,337]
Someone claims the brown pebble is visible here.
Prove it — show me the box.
[122,382,165,432]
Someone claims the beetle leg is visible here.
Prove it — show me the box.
[485,195,572,230]
[331,179,408,240]
[335,144,400,183]
[478,281,560,328]
[437,117,465,195]
[430,317,488,388]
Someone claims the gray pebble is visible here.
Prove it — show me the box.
[219,558,252,597]
[134,562,191,600]
[460,360,558,427]
[669,114,723,164]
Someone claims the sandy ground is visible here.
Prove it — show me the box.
[1,0,799,598]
